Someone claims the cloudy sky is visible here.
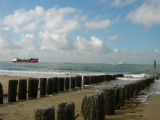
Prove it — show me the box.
[0,0,160,64]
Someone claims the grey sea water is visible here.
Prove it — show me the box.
[0,62,159,77]
[0,61,160,101]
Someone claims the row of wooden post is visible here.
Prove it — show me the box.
[34,76,155,120]
[0,74,123,104]
[83,74,123,85]
[81,77,155,120]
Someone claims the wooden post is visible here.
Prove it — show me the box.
[8,80,18,102]
[65,77,70,90]
[81,92,105,120]
[53,77,59,93]
[46,78,54,95]
[18,79,27,100]
[35,105,55,120]
[57,101,75,120]
[0,82,3,104]
[103,87,115,115]
[75,76,82,88]
[59,78,64,91]
[154,60,156,69]
[40,78,47,96]
[28,78,39,98]
[71,77,75,89]
[83,76,89,85]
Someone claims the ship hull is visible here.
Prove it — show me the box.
[12,61,38,63]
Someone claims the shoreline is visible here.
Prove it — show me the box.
[0,75,160,120]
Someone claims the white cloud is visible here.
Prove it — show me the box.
[2,26,10,31]
[126,0,160,27]
[20,33,40,51]
[0,29,21,50]
[111,0,138,7]
[39,31,73,51]
[113,48,119,53]
[3,6,81,33]
[84,16,120,29]
[76,36,112,53]
[99,0,138,7]
[154,49,160,54]
[42,7,81,34]
[91,36,103,48]
[84,19,112,29]
[108,35,118,40]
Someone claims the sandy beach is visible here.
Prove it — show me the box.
[0,75,160,120]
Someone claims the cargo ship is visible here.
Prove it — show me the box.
[12,57,39,63]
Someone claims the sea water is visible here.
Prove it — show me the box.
[0,61,160,101]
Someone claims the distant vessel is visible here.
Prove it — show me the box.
[12,57,39,63]
[117,62,125,65]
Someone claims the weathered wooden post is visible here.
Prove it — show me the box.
[81,92,105,120]
[154,60,156,69]
[47,78,54,95]
[95,92,105,120]
[59,77,64,91]
[81,95,95,120]
[93,75,98,84]
[0,82,3,104]
[97,75,102,83]
[57,101,75,120]
[64,102,75,120]
[118,85,125,107]
[65,77,70,90]
[18,79,27,100]
[89,76,94,84]
[28,78,39,98]
[57,102,66,120]
[53,77,59,93]
[71,77,75,89]
[75,76,82,88]
[8,80,18,102]
[83,76,90,85]
[104,75,110,81]
[40,78,47,96]
[113,87,120,109]
[103,87,115,115]
[35,105,55,120]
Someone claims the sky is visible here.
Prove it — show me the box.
[0,0,160,64]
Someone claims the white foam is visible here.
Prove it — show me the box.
[124,73,148,78]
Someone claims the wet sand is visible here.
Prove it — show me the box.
[0,75,160,120]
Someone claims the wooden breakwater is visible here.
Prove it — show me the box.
[0,74,157,120]
[34,76,156,120]
[0,74,123,104]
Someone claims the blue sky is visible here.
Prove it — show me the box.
[0,0,160,64]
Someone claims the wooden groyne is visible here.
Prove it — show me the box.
[33,76,156,120]
[0,74,123,104]
[0,74,158,120]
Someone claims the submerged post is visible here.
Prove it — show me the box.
[154,60,156,69]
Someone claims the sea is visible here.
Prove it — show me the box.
[0,61,160,102]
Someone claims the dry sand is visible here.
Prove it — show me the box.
[0,75,160,120]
